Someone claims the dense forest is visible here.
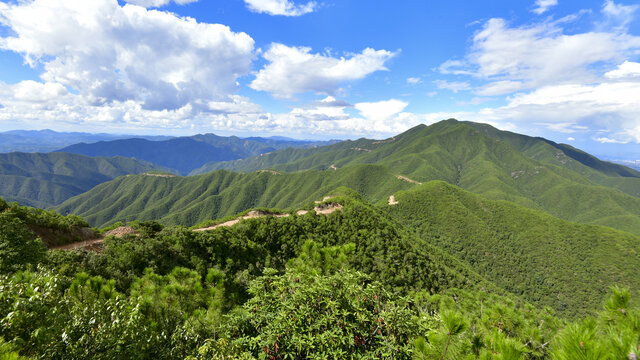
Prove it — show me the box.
[1,194,639,359]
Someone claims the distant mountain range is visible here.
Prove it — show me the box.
[0,129,171,153]
[56,134,336,175]
[0,152,162,208]
[186,120,640,235]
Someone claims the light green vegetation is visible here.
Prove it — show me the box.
[194,120,640,235]
[0,152,162,208]
[55,164,416,227]
[384,181,640,317]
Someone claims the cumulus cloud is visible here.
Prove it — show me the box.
[12,81,68,103]
[439,17,640,90]
[605,61,640,79]
[244,0,316,16]
[532,0,558,15]
[250,43,396,98]
[0,0,254,111]
[355,99,408,123]
[125,0,198,8]
[406,77,421,84]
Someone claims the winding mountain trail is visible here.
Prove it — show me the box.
[52,202,344,251]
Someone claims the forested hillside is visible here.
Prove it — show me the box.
[194,120,640,234]
[58,134,334,175]
[383,181,640,317]
[3,194,640,359]
[0,152,161,208]
[56,165,415,227]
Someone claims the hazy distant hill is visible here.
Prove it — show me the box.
[192,120,640,234]
[58,134,335,175]
[0,129,171,153]
[0,152,161,207]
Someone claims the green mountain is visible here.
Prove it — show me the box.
[56,164,415,227]
[383,181,640,317]
[0,152,161,208]
[193,120,640,234]
[4,189,580,359]
[58,133,335,175]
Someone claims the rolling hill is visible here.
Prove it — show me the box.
[192,119,640,235]
[383,181,640,317]
[55,164,416,227]
[0,152,162,208]
[58,133,335,175]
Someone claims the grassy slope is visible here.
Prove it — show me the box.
[56,164,416,227]
[193,120,640,234]
[383,180,640,317]
[0,152,161,207]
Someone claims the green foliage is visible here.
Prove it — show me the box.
[224,268,431,359]
[385,181,640,317]
[0,152,162,207]
[0,212,46,273]
[551,287,640,360]
[0,199,96,247]
[55,164,415,228]
[195,119,640,235]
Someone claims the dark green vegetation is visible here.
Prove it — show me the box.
[0,197,95,249]
[55,164,415,227]
[58,133,334,175]
[2,195,640,359]
[195,120,640,235]
[385,181,640,318]
[0,152,161,208]
[4,119,640,358]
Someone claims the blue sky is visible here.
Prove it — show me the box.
[1,0,640,157]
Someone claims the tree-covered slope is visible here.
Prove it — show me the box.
[56,164,416,227]
[383,180,640,317]
[464,121,640,198]
[58,134,334,175]
[0,152,161,208]
[194,120,640,234]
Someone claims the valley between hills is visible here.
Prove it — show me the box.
[1,119,640,359]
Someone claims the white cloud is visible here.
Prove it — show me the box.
[406,77,421,84]
[434,80,471,93]
[605,61,640,79]
[207,95,263,115]
[250,43,396,98]
[595,137,629,144]
[567,137,575,141]
[440,17,640,90]
[244,0,316,16]
[476,80,523,96]
[600,0,639,32]
[355,99,408,122]
[532,0,558,15]
[12,81,68,103]
[0,0,254,111]
[125,0,198,8]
